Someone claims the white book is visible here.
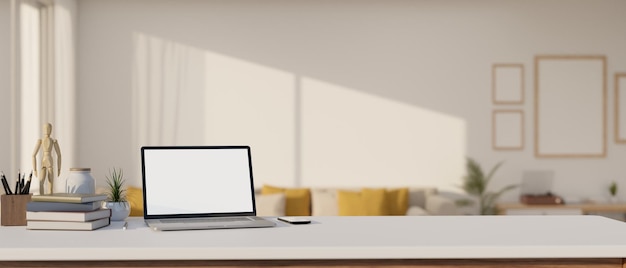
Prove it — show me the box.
[27,217,111,231]
[26,209,111,222]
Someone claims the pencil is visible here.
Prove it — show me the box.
[23,172,32,194]
[1,172,11,195]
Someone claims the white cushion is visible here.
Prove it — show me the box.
[406,206,430,216]
[311,188,338,216]
[255,193,286,216]
[408,187,437,208]
[425,194,458,215]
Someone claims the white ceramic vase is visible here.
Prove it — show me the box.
[65,168,95,194]
[104,201,130,221]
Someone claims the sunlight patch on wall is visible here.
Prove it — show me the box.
[132,33,296,187]
[132,33,466,190]
[203,51,296,187]
[301,77,466,190]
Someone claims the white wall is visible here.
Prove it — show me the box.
[0,0,10,172]
[77,0,626,202]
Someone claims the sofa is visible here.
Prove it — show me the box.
[117,185,459,217]
[255,185,458,217]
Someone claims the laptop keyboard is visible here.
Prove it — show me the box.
[159,217,253,224]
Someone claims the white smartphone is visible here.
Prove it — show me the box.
[277,217,311,224]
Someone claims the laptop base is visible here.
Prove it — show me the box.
[145,216,276,231]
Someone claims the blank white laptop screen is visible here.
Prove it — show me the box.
[142,147,254,216]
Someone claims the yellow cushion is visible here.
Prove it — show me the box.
[337,190,366,216]
[337,188,391,216]
[361,188,389,215]
[261,185,311,216]
[126,187,144,217]
[387,187,409,215]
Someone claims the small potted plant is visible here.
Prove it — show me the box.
[103,168,130,221]
[460,157,517,215]
[609,181,618,203]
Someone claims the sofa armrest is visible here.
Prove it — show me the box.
[424,194,458,215]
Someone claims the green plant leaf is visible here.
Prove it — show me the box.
[455,198,475,207]
[462,157,486,196]
[461,157,518,215]
[105,168,126,202]
[610,181,618,196]
[482,185,517,215]
[484,161,504,187]
[495,184,518,196]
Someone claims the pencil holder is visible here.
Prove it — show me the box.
[1,194,32,226]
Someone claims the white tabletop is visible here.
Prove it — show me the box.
[1,215,626,261]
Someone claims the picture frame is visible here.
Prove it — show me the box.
[534,55,606,158]
[615,73,626,143]
[493,63,524,104]
[493,109,524,151]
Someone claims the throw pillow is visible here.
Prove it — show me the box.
[261,185,311,216]
[337,190,366,216]
[126,186,144,217]
[406,206,429,216]
[311,188,338,216]
[361,188,390,215]
[387,187,409,215]
[255,193,286,216]
[409,187,437,208]
[337,188,391,216]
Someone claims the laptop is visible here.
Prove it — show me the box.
[141,145,276,231]
[521,170,555,195]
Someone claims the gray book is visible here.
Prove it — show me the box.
[26,201,102,212]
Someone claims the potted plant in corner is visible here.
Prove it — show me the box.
[609,181,618,203]
[104,168,130,221]
[461,157,517,215]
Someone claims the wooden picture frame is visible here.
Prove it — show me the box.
[615,73,626,143]
[493,110,524,150]
[534,55,606,158]
[493,64,524,104]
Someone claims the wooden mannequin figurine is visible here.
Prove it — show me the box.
[32,123,62,195]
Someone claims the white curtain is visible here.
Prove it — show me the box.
[18,1,41,178]
[13,0,77,193]
[52,0,77,185]
[132,33,206,148]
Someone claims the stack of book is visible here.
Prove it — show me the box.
[26,193,111,230]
